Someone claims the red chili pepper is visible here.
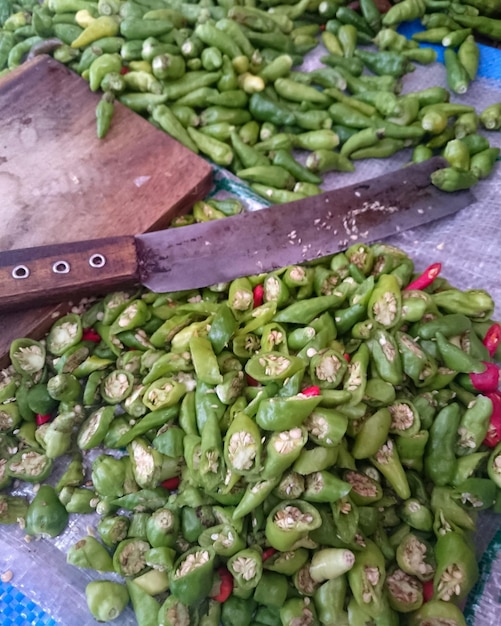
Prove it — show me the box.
[343,353,351,362]
[82,327,101,343]
[261,547,277,562]
[422,579,434,603]
[35,414,52,426]
[160,477,180,491]
[301,385,321,397]
[246,373,260,387]
[483,391,501,448]
[211,567,233,603]
[120,66,130,75]
[404,262,441,291]
[469,362,500,393]
[253,284,264,308]
[482,322,501,358]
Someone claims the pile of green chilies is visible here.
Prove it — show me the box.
[1,240,501,626]
[0,0,500,199]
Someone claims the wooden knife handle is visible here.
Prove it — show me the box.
[0,236,139,312]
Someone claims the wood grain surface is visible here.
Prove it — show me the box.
[0,55,213,367]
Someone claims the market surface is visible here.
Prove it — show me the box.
[1,0,501,624]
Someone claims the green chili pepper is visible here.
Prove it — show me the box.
[45,314,83,356]
[371,437,411,500]
[198,522,246,557]
[308,348,347,389]
[129,437,180,489]
[408,599,467,626]
[77,405,115,450]
[67,535,114,572]
[91,454,127,499]
[0,402,22,433]
[433,530,478,603]
[293,443,339,476]
[344,469,383,506]
[347,538,386,617]
[97,514,130,548]
[303,406,347,449]
[259,427,307,480]
[431,288,494,318]
[227,547,263,591]
[456,394,493,455]
[198,409,224,490]
[0,494,29,525]
[9,338,46,376]
[388,398,421,438]
[425,402,461,487]
[223,410,261,478]
[46,372,81,403]
[456,34,480,84]
[169,546,217,607]
[43,409,78,458]
[395,430,429,473]
[352,407,391,459]
[470,147,500,179]
[396,532,436,582]
[435,331,485,373]
[367,274,402,329]
[251,570,286,607]
[237,165,295,190]
[230,130,270,169]
[431,485,476,535]
[254,393,319,430]
[367,328,404,386]
[443,138,471,170]
[265,499,321,551]
[111,536,150,577]
[451,11,501,40]
[124,578,161,626]
[443,47,470,95]
[7,448,53,483]
[53,453,83,494]
[303,470,352,504]
[382,0,426,26]
[25,484,68,538]
[85,580,129,623]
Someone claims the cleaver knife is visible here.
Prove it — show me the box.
[0,157,475,312]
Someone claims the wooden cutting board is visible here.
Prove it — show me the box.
[0,55,213,367]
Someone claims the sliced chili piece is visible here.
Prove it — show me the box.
[35,413,52,426]
[245,373,260,387]
[422,579,434,603]
[482,322,501,357]
[261,547,277,562]
[301,385,321,397]
[253,284,264,308]
[160,477,181,491]
[483,391,501,448]
[404,262,441,291]
[469,361,500,392]
[82,328,102,343]
[211,567,233,603]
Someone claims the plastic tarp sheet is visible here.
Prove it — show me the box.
[1,23,501,626]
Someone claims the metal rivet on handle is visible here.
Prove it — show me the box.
[89,254,106,268]
[12,265,30,279]
[52,260,71,274]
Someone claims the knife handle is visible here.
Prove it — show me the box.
[0,236,139,312]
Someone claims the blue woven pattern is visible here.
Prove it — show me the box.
[0,580,58,626]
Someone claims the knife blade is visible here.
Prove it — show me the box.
[0,157,475,312]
